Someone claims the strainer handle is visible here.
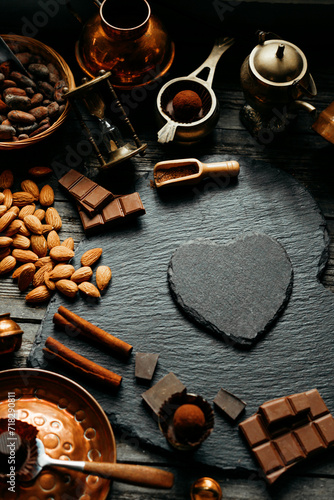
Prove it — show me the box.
[188,37,235,88]
[157,121,178,143]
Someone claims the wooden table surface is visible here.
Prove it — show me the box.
[1,5,334,498]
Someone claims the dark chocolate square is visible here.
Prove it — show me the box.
[141,373,186,416]
[135,353,159,381]
[214,388,246,421]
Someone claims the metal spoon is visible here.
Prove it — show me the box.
[0,36,29,76]
[153,158,240,188]
[190,477,222,499]
[23,438,174,489]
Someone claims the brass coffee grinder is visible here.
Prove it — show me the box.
[240,31,317,142]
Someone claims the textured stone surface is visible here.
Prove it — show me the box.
[168,234,293,347]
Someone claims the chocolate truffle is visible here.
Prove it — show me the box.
[173,403,206,441]
[172,90,202,122]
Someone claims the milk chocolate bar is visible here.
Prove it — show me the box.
[77,192,146,235]
[59,169,114,216]
[239,389,334,484]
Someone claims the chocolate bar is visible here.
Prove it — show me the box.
[135,352,159,382]
[141,373,186,416]
[214,388,247,421]
[77,192,146,235]
[239,389,334,484]
[59,169,114,216]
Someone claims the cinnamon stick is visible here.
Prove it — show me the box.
[43,337,122,391]
[57,305,133,359]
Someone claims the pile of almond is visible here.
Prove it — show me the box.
[0,168,112,304]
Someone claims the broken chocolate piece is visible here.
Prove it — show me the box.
[141,372,186,416]
[239,389,334,485]
[135,352,159,381]
[213,388,247,421]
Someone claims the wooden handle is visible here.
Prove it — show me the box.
[83,462,174,489]
[202,160,240,177]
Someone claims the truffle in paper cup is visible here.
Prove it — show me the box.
[158,392,214,451]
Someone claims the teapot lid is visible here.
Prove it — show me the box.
[250,39,307,86]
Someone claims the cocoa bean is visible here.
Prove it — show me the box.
[42,100,52,106]
[58,104,66,115]
[29,123,50,137]
[7,110,36,124]
[5,95,32,111]
[2,80,17,89]
[30,106,48,120]
[16,52,33,66]
[0,125,16,140]
[38,81,54,99]
[16,123,38,134]
[39,117,50,126]
[25,87,35,96]
[54,79,66,91]
[0,100,8,113]
[28,64,49,80]
[18,134,29,140]
[3,87,26,98]
[30,93,43,107]
[54,89,65,104]
[12,137,19,142]
[1,119,12,126]
[0,62,11,78]
[10,72,36,88]
[47,63,60,85]
[47,101,59,117]
[0,73,4,84]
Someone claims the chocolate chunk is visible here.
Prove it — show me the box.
[239,389,334,485]
[213,388,247,421]
[141,373,186,416]
[135,353,159,381]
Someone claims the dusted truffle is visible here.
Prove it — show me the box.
[172,90,202,122]
[173,403,206,441]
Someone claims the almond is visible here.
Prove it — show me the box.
[7,206,19,216]
[33,263,53,287]
[18,263,36,291]
[96,266,112,291]
[0,170,14,189]
[0,193,4,204]
[49,264,75,280]
[34,209,45,221]
[17,222,31,237]
[44,271,56,291]
[0,236,13,247]
[81,248,102,267]
[4,219,23,237]
[0,248,11,261]
[78,281,100,298]
[28,166,52,178]
[25,285,51,303]
[61,237,74,251]
[39,185,54,207]
[49,246,74,262]
[47,230,60,249]
[42,224,53,234]
[0,211,17,232]
[12,192,35,207]
[21,179,39,201]
[31,234,48,258]
[0,255,16,275]
[45,207,61,231]
[23,215,43,235]
[12,262,35,279]
[12,249,39,263]
[3,189,12,209]
[19,204,35,220]
[35,256,54,268]
[56,279,78,298]
[70,266,92,284]
[0,205,7,216]
[12,234,30,250]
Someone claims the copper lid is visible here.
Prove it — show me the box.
[0,313,23,337]
[250,39,307,85]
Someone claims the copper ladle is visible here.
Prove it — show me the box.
[190,477,222,499]
[153,158,240,188]
[23,438,174,489]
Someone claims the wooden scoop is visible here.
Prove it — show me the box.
[154,158,240,188]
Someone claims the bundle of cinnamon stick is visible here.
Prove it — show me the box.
[43,306,133,391]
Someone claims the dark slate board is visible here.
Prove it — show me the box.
[167,234,293,347]
[28,156,334,473]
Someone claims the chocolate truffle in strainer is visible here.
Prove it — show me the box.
[172,90,202,122]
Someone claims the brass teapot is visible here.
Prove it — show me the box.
[240,31,317,113]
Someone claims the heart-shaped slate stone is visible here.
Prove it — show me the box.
[168,233,293,347]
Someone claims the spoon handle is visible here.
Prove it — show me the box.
[83,462,174,488]
[201,160,240,177]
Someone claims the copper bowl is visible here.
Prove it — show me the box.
[0,312,23,355]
